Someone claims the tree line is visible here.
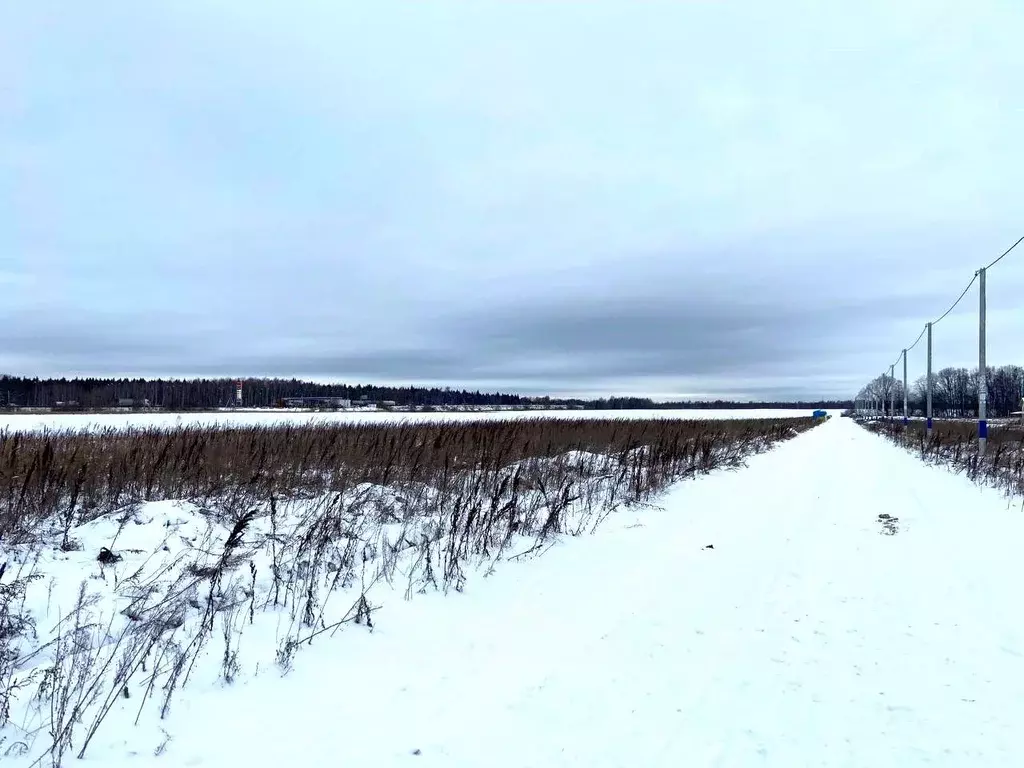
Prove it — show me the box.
[0,375,849,412]
[0,376,525,409]
[571,397,850,410]
[858,365,1024,418]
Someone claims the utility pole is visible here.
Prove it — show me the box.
[902,348,908,425]
[978,267,988,456]
[889,365,895,423]
[926,322,933,438]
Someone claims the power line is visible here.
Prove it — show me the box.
[882,234,1019,367]
[861,233,1022,401]
[931,272,978,327]
[906,324,927,353]
[983,234,1024,271]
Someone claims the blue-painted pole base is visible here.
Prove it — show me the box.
[903,417,909,426]
[979,420,988,439]
[926,417,933,430]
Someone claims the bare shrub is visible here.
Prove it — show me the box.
[0,557,42,730]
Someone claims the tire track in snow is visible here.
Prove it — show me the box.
[687,419,842,766]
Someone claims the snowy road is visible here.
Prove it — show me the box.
[105,416,1024,767]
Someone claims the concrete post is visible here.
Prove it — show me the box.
[926,322,933,437]
[889,365,895,423]
[978,267,987,456]
[902,348,908,425]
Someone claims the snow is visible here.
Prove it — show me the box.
[0,408,814,434]
[6,415,1023,766]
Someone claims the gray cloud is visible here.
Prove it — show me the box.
[0,317,188,361]
[3,1,1023,399]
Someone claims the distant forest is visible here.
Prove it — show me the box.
[859,364,1024,418]
[0,375,850,411]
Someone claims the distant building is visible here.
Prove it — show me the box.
[280,397,351,409]
[117,398,151,408]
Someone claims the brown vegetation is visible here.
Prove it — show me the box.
[1,417,816,543]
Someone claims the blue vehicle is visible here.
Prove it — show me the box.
[812,409,828,420]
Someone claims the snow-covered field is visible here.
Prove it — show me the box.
[0,408,814,434]
[6,415,1017,766]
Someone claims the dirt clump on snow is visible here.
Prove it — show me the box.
[877,513,899,535]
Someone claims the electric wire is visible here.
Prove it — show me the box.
[983,234,1024,271]
[862,234,1022,397]
[905,324,927,353]
[930,272,978,327]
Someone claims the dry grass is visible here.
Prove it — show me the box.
[1,417,815,542]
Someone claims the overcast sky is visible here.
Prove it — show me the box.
[3,1,1023,400]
